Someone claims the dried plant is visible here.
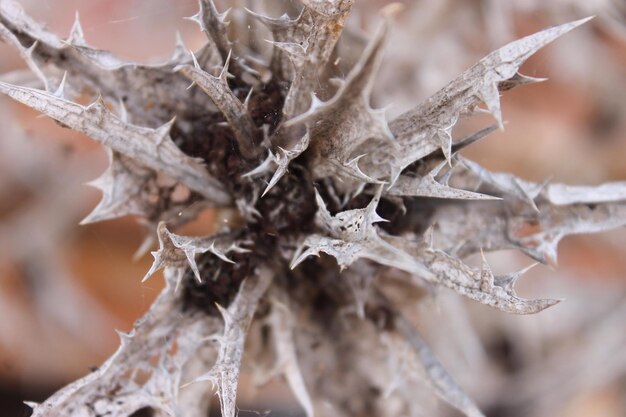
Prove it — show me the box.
[1,1,625,416]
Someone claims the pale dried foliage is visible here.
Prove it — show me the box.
[0,0,625,417]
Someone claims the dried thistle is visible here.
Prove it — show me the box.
[0,1,624,417]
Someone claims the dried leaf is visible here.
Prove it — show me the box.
[0,0,216,127]
[429,161,626,264]
[386,18,592,174]
[261,130,310,196]
[1,4,615,417]
[30,269,221,417]
[176,53,259,159]
[394,314,485,417]
[279,0,354,117]
[188,0,233,65]
[0,82,230,204]
[285,16,395,183]
[385,232,559,314]
[291,188,433,279]
[268,293,315,417]
[143,222,249,284]
[388,160,500,201]
[81,150,154,224]
[190,267,273,417]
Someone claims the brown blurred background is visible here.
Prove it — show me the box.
[0,1,625,416]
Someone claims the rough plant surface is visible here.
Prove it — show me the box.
[0,1,625,416]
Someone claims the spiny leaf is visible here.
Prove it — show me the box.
[261,130,310,196]
[510,202,626,265]
[386,18,592,174]
[176,52,259,159]
[394,314,486,417]
[0,0,214,128]
[279,0,354,117]
[30,269,220,417]
[0,17,49,90]
[0,81,230,204]
[291,188,433,279]
[429,194,626,265]
[388,160,500,201]
[0,3,611,417]
[81,150,154,224]
[384,233,559,314]
[284,15,396,183]
[143,222,249,284]
[459,158,544,210]
[190,267,273,417]
[190,0,232,59]
[268,294,315,417]
[245,7,305,80]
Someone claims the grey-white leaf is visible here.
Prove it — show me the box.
[388,160,499,201]
[176,53,259,159]
[458,158,543,210]
[190,0,233,65]
[291,188,433,279]
[385,233,559,314]
[30,269,220,417]
[284,16,396,183]
[263,131,310,196]
[143,222,249,284]
[0,0,217,127]
[394,315,486,417]
[429,197,626,265]
[386,18,591,174]
[280,0,354,118]
[190,267,273,417]
[268,294,315,417]
[81,150,154,224]
[0,82,230,204]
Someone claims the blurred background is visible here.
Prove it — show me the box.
[0,0,625,416]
